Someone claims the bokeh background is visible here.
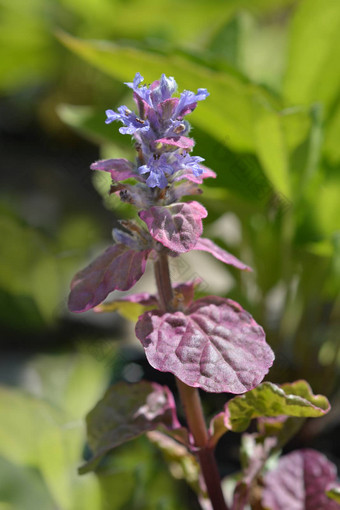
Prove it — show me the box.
[1,0,339,508]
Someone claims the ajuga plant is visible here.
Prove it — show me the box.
[68,74,340,510]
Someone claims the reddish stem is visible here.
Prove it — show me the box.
[154,252,229,510]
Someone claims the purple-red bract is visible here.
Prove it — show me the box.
[172,164,216,184]
[156,136,195,149]
[139,201,207,253]
[135,296,274,393]
[192,237,252,272]
[68,244,151,312]
[90,158,138,181]
[262,449,340,510]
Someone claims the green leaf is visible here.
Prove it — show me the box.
[284,0,340,111]
[57,104,135,157]
[0,353,110,510]
[58,32,278,152]
[254,108,291,199]
[0,457,56,510]
[0,387,64,465]
[147,431,203,500]
[227,380,330,432]
[210,380,330,439]
[28,352,111,420]
[326,484,340,504]
[316,177,340,238]
[324,102,340,163]
[94,300,157,322]
[80,381,180,474]
[97,436,187,510]
[0,0,54,91]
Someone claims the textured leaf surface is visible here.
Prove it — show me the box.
[136,296,274,393]
[68,244,150,312]
[139,201,207,253]
[80,381,180,473]
[192,237,252,271]
[262,449,340,510]
[223,380,330,433]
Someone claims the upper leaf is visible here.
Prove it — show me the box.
[262,449,340,510]
[135,296,274,394]
[68,244,151,312]
[192,237,252,271]
[80,381,181,473]
[139,201,207,253]
[284,0,340,112]
[219,380,330,434]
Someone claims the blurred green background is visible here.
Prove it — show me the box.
[1,0,340,508]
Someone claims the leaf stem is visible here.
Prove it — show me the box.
[154,252,228,510]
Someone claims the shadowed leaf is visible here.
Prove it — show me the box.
[68,244,151,312]
[80,381,181,474]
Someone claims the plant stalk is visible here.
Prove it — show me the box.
[154,252,228,510]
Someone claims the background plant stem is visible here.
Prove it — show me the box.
[154,252,229,510]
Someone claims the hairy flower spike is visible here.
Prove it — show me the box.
[104,72,210,189]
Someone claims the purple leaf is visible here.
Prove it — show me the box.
[90,158,138,181]
[193,237,252,272]
[262,449,340,510]
[139,201,207,253]
[79,381,181,473]
[135,296,274,393]
[68,244,151,312]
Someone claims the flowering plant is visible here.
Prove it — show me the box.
[68,74,340,510]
